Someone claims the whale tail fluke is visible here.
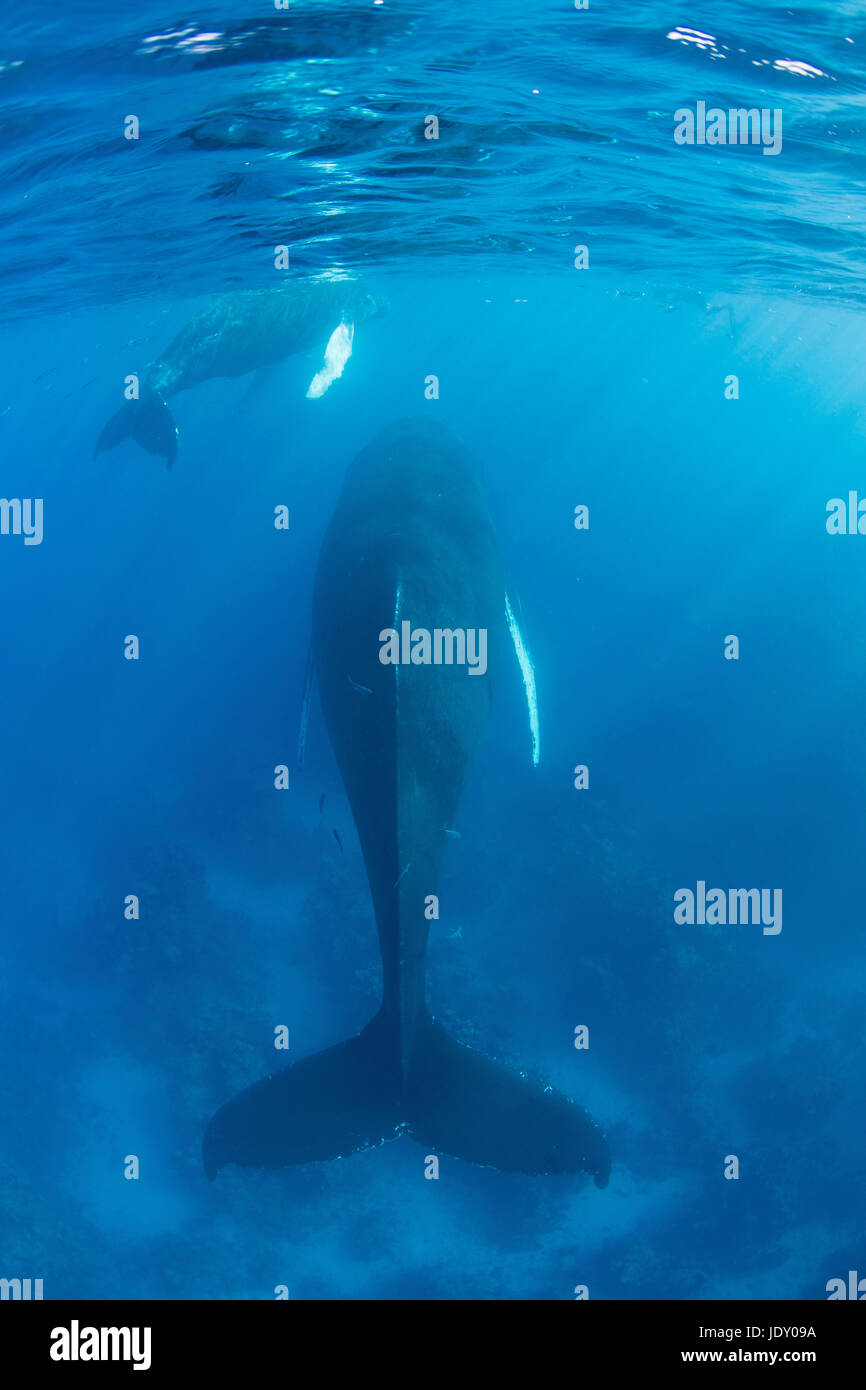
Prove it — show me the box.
[94,393,178,467]
[203,1012,610,1187]
[203,1014,402,1180]
[407,1016,610,1187]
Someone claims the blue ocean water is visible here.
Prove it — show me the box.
[1,0,864,1301]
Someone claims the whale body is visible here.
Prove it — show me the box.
[203,418,610,1188]
[94,280,387,466]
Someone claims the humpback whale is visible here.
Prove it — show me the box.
[203,418,610,1188]
[94,280,387,467]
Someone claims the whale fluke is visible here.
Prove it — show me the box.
[406,1017,610,1186]
[94,393,178,467]
[203,1011,609,1185]
[203,1014,401,1180]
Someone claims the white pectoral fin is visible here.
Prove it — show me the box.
[505,592,540,767]
[296,642,315,767]
[305,321,355,399]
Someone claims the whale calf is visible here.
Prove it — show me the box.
[94,279,387,466]
[203,418,610,1187]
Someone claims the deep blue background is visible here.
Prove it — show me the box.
[0,1,864,1299]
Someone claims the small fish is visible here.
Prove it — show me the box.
[332,827,343,853]
[347,675,372,695]
[442,827,461,839]
[447,926,463,941]
[319,793,326,816]
[393,863,410,888]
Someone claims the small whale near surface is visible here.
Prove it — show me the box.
[94,279,387,466]
[203,418,610,1188]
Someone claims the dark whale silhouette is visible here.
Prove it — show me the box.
[203,418,610,1188]
[94,280,387,467]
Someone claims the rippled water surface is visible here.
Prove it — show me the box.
[2,1,866,315]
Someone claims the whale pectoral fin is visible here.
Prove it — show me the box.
[305,321,355,399]
[406,1018,609,1186]
[296,642,315,768]
[505,592,540,766]
[203,1016,401,1179]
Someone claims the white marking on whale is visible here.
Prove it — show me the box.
[306,321,354,399]
[505,592,540,766]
